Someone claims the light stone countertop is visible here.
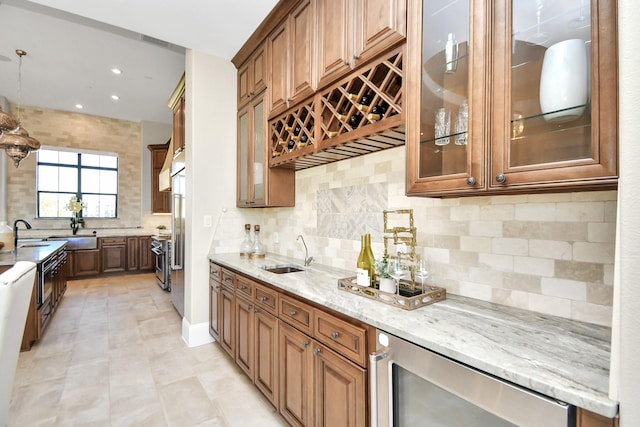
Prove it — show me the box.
[0,241,66,266]
[209,252,618,418]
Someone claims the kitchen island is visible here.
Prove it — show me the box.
[209,252,617,420]
[1,240,68,350]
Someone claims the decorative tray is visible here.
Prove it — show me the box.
[337,277,446,311]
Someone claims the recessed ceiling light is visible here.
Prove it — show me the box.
[75,104,83,109]
[111,68,122,75]
[111,95,120,101]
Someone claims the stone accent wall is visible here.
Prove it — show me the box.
[213,145,615,326]
[5,105,142,229]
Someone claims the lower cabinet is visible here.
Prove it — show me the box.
[235,294,254,377]
[100,237,127,273]
[219,284,235,358]
[279,321,314,427]
[209,261,371,427]
[71,249,100,277]
[67,235,153,279]
[254,307,279,407]
[312,341,366,427]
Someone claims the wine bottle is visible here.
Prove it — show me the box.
[293,125,301,136]
[349,113,363,128]
[287,139,296,150]
[356,234,376,288]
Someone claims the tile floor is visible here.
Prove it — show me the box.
[9,273,288,427]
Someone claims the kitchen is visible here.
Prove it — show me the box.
[0,0,638,427]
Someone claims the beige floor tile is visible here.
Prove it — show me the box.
[10,273,287,427]
[157,377,222,427]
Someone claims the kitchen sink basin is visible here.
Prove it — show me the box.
[262,264,304,274]
[48,236,98,250]
[18,243,50,248]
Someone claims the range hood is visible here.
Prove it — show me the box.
[159,136,173,192]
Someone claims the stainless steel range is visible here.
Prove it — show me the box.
[150,236,171,291]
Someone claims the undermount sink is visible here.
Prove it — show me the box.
[18,243,50,248]
[47,236,98,250]
[262,264,304,274]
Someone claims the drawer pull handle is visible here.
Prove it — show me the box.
[259,296,267,302]
[302,341,309,348]
[313,348,321,356]
[289,310,297,317]
[330,332,339,340]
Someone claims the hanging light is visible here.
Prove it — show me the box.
[0,49,41,168]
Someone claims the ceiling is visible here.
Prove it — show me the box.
[0,0,278,124]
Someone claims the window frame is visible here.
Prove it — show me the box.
[36,146,119,219]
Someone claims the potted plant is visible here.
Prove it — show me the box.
[65,196,86,235]
[375,253,396,294]
[156,224,167,235]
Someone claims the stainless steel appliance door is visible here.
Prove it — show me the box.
[371,331,574,427]
[170,168,185,317]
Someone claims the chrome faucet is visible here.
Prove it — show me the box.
[297,234,314,266]
[14,219,32,250]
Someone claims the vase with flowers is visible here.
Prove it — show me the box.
[65,196,86,235]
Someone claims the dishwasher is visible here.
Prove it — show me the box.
[370,330,575,427]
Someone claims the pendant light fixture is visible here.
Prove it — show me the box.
[0,50,41,168]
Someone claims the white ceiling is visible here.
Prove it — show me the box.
[0,0,278,124]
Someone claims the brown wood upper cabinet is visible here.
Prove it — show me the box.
[238,43,266,108]
[406,0,618,197]
[169,74,186,156]
[267,0,315,117]
[316,0,407,89]
[237,94,295,207]
[147,142,171,214]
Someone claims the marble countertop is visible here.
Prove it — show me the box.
[0,241,66,266]
[209,252,618,418]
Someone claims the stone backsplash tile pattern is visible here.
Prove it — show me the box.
[6,105,142,229]
[214,146,616,327]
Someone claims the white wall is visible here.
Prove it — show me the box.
[612,0,640,424]
[183,49,237,345]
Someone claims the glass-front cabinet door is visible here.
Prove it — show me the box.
[237,96,267,207]
[406,0,487,196]
[407,0,617,197]
[490,0,617,190]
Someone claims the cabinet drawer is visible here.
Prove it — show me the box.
[279,295,313,334]
[209,262,222,280]
[221,268,235,290]
[314,310,367,367]
[254,282,278,315]
[236,275,254,299]
[100,236,127,246]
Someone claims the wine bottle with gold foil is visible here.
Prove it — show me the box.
[356,234,375,287]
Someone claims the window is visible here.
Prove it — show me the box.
[37,148,118,218]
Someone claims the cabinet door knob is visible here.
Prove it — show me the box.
[353,54,360,60]
[289,310,296,317]
[247,304,252,310]
[496,173,506,184]
[313,348,321,356]
[254,309,258,314]
[302,341,309,348]
[259,296,267,302]
[466,176,476,186]
[344,60,350,66]
[330,331,339,339]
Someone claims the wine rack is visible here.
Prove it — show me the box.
[320,48,403,138]
[269,99,316,167]
[268,45,406,171]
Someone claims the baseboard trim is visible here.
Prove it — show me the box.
[181,317,214,347]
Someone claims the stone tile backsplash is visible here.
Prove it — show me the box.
[214,145,616,327]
